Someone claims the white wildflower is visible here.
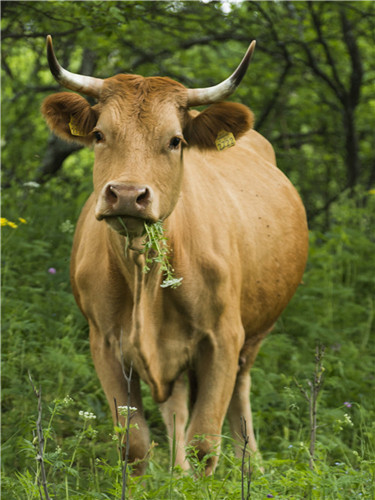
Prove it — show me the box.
[118,405,137,417]
[63,395,73,406]
[79,410,96,420]
[344,413,353,427]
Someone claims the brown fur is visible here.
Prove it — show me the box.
[41,92,98,145]
[184,102,254,149]
[41,71,308,477]
[101,74,187,104]
[41,81,253,150]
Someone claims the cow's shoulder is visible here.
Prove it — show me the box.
[71,194,131,319]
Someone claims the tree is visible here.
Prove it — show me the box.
[2,1,374,226]
[238,1,375,219]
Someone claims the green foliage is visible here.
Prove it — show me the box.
[2,177,374,497]
[2,1,375,498]
[2,1,374,216]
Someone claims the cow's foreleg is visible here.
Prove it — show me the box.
[185,334,239,475]
[159,373,189,471]
[89,326,150,475]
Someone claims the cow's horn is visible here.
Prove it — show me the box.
[46,35,104,98]
[186,40,256,107]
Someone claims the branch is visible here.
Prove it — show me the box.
[255,61,292,131]
[28,372,51,500]
[127,32,251,74]
[1,56,14,78]
[120,329,133,500]
[308,345,325,469]
[307,2,346,100]
[240,417,251,500]
[340,8,363,107]
[247,2,293,130]
[283,2,346,104]
[9,85,60,103]
[34,135,83,185]
[294,345,325,470]
[299,40,345,103]
[1,27,82,41]
[307,185,350,223]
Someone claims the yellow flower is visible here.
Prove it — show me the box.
[19,217,27,224]
[1,217,19,228]
[368,189,375,195]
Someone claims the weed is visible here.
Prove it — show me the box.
[143,220,183,288]
[240,417,251,500]
[294,344,325,470]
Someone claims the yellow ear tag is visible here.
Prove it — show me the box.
[69,116,85,137]
[215,130,236,151]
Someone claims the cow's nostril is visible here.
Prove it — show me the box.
[136,188,151,208]
[106,185,118,203]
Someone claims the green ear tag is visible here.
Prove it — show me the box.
[215,130,236,151]
[69,116,85,137]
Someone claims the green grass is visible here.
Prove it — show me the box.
[2,177,374,498]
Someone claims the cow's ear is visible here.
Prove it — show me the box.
[41,92,98,145]
[183,102,254,150]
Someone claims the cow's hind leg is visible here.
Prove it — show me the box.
[159,373,189,471]
[89,325,150,475]
[227,371,258,456]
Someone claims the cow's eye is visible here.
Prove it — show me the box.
[93,130,104,142]
[169,136,182,150]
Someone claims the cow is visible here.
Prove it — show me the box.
[41,35,308,476]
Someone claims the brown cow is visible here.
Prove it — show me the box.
[42,35,308,475]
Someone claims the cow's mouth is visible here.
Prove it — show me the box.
[104,215,152,238]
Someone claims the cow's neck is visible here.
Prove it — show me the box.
[110,229,176,402]
[113,231,163,293]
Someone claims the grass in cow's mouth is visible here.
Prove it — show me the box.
[143,221,183,289]
[117,217,183,288]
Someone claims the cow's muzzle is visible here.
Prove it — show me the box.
[95,182,155,221]
[95,182,158,236]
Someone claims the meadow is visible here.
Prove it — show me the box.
[2,174,374,498]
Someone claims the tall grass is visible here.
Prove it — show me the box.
[2,178,374,498]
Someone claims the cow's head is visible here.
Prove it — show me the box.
[42,36,255,236]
